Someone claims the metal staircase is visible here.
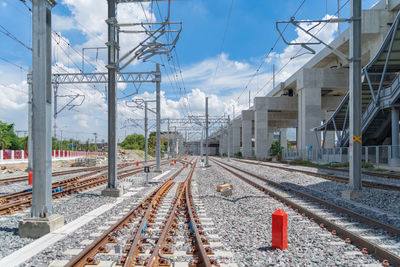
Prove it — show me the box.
[315,11,400,147]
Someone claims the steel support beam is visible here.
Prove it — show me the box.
[227,115,231,162]
[392,107,399,159]
[347,0,363,198]
[106,0,118,191]
[205,97,209,167]
[155,63,161,172]
[144,101,148,164]
[27,69,33,172]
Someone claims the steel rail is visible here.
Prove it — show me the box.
[183,161,212,267]
[122,166,186,267]
[212,159,400,266]
[0,162,169,215]
[233,159,400,191]
[144,160,212,267]
[0,159,157,185]
[66,166,184,267]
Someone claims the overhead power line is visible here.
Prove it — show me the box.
[0,24,32,51]
[212,0,235,83]
[254,0,350,97]
[235,0,306,104]
[0,56,28,71]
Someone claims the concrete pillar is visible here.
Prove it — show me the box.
[232,119,241,155]
[219,134,224,156]
[223,130,228,155]
[254,97,269,160]
[297,87,321,150]
[241,110,254,158]
[280,129,287,149]
[324,131,336,148]
[390,107,400,166]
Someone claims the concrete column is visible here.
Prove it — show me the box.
[241,110,254,158]
[324,131,336,148]
[223,130,228,155]
[254,97,269,160]
[219,134,223,157]
[280,129,287,149]
[297,87,321,150]
[232,119,241,155]
[390,107,400,166]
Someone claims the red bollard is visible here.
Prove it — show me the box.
[272,209,287,250]
[136,161,139,167]
[174,160,176,164]
[28,171,33,185]
[185,157,187,160]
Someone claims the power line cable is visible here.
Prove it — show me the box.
[0,56,28,71]
[0,24,31,50]
[254,0,350,97]
[235,0,307,104]
[212,0,234,84]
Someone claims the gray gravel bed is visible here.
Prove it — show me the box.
[247,160,400,187]
[193,162,381,267]
[0,163,177,263]
[230,158,400,226]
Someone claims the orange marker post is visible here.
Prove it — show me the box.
[28,171,33,185]
[272,209,287,250]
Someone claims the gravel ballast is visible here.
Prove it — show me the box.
[193,162,382,267]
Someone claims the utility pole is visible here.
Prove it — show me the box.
[273,64,275,89]
[93,133,98,151]
[248,90,251,108]
[227,115,231,162]
[174,126,177,157]
[205,97,210,167]
[102,0,122,197]
[345,0,363,199]
[200,129,204,161]
[167,119,170,160]
[19,0,64,239]
[144,101,148,164]
[337,0,341,34]
[27,68,33,172]
[155,63,162,172]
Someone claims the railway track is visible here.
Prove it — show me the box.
[233,158,400,191]
[211,158,400,267]
[0,160,152,185]
[66,160,218,267]
[281,160,400,181]
[0,161,170,215]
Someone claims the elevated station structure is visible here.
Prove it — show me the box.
[215,0,400,164]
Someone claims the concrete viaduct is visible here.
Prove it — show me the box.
[215,0,400,160]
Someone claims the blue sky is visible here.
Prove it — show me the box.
[0,0,381,141]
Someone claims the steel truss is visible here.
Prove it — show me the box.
[52,71,159,84]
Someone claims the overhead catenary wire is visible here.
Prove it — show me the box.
[0,24,32,51]
[254,0,350,98]
[211,0,235,85]
[235,0,307,104]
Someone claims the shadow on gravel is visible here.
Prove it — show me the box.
[198,195,270,203]
[74,192,101,198]
[0,226,18,235]
[257,246,274,252]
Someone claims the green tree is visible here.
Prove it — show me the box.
[270,140,281,156]
[0,121,22,149]
[121,134,145,150]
